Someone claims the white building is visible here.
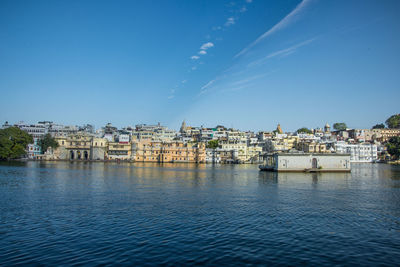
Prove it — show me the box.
[335,141,378,162]
[260,153,351,172]
[206,148,221,163]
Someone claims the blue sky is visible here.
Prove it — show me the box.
[1,0,399,131]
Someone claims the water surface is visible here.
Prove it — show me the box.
[0,162,399,265]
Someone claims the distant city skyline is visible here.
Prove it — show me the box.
[2,118,395,134]
[1,0,399,131]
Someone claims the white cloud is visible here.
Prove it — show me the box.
[167,95,174,99]
[268,38,315,58]
[191,55,200,60]
[198,50,207,55]
[199,79,216,95]
[230,72,273,87]
[225,17,235,27]
[200,42,214,50]
[246,0,253,3]
[240,6,247,13]
[247,38,316,67]
[235,0,311,58]
[181,80,187,84]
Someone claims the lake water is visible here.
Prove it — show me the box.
[0,161,399,265]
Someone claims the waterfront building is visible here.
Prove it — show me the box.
[134,141,206,163]
[53,133,92,160]
[221,143,247,162]
[107,142,132,160]
[27,139,42,159]
[206,148,221,163]
[335,141,378,162]
[91,138,108,160]
[220,143,262,163]
[260,152,351,172]
[246,145,263,163]
[219,149,236,163]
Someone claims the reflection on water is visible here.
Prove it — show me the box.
[0,161,399,265]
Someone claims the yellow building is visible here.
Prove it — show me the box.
[372,128,400,142]
[107,142,132,160]
[221,143,262,163]
[134,141,206,163]
[266,136,298,152]
[52,133,92,160]
[296,141,327,153]
[91,137,108,160]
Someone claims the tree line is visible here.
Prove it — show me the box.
[0,127,58,161]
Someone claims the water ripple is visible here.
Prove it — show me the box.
[0,162,399,265]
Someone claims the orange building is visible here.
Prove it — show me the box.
[134,141,206,163]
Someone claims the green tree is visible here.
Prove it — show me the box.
[385,114,400,129]
[386,136,400,159]
[206,140,219,149]
[0,127,33,160]
[372,123,385,129]
[333,122,347,131]
[296,127,312,134]
[38,133,59,154]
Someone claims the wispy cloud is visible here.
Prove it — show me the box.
[246,0,253,3]
[192,66,197,71]
[191,55,200,60]
[229,72,276,87]
[198,50,207,55]
[199,79,216,95]
[181,80,187,84]
[225,17,235,27]
[235,0,312,58]
[240,6,247,13]
[247,38,316,67]
[200,42,214,50]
